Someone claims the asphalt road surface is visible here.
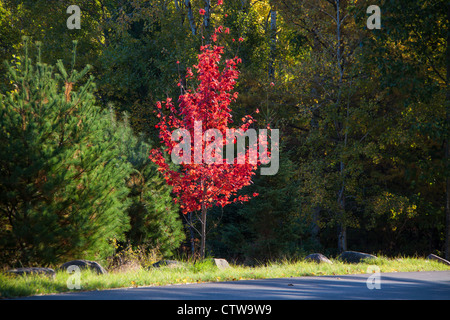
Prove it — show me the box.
[16,271,450,300]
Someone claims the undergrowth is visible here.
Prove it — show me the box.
[1,256,448,299]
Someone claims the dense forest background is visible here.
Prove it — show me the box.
[0,0,448,267]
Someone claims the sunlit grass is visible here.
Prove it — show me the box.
[1,257,448,298]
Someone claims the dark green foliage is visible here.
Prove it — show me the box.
[209,154,305,262]
[96,0,200,137]
[239,156,304,261]
[354,0,449,256]
[114,115,184,257]
[0,40,132,266]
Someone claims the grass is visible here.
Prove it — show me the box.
[1,256,449,299]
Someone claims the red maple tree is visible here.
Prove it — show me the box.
[150,27,259,258]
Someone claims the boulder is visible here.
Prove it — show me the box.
[212,258,230,269]
[6,267,56,279]
[151,260,183,268]
[339,251,377,263]
[59,260,107,275]
[304,253,333,264]
[427,254,450,266]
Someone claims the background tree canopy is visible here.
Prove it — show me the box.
[0,0,448,266]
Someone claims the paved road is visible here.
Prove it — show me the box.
[18,271,450,300]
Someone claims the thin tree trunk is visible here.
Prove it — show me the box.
[268,9,277,80]
[445,4,450,260]
[188,212,195,256]
[446,137,449,260]
[199,182,208,259]
[311,206,321,247]
[203,0,211,30]
[185,0,196,35]
[335,0,347,252]
[338,225,347,252]
[200,202,207,259]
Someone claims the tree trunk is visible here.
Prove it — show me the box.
[188,212,195,256]
[185,0,196,36]
[445,4,450,260]
[446,144,449,260]
[199,181,208,259]
[311,206,321,248]
[203,0,211,30]
[335,0,347,252]
[200,201,207,259]
[338,225,347,253]
[268,9,277,80]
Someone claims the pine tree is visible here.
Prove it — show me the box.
[114,113,184,257]
[0,40,132,266]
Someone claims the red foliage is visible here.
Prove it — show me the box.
[150,28,259,215]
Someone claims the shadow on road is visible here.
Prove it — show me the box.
[17,271,450,300]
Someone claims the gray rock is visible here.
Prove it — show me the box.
[304,253,333,264]
[151,260,183,268]
[6,267,56,279]
[427,254,450,266]
[59,260,107,274]
[212,258,230,269]
[339,251,377,263]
